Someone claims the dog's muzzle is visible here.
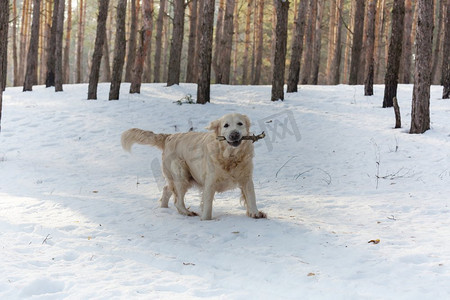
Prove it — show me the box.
[227,131,242,147]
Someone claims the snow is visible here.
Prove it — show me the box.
[1,83,450,299]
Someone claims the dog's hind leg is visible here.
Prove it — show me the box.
[159,185,172,208]
[171,162,197,216]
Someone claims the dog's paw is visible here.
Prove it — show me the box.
[248,211,267,219]
[187,211,198,217]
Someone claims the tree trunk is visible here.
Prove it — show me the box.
[153,0,166,82]
[213,0,225,82]
[76,0,85,83]
[0,0,9,131]
[442,0,450,98]
[342,0,354,84]
[374,0,386,83]
[349,0,365,85]
[431,0,445,84]
[142,0,153,83]
[63,0,72,84]
[109,0,128,100]
[167,0,185,86]
[12,0,19,86]
[325,0,337,83]
[130,0,153,93]
[310,0,323,85]
[271,0,290,101]
[242,0,252,85]
[252,0,264,85]
[400,0,413,84]
[124,0,137,82]
[364,0,377,96]
[54,0,65,92]
[329,0,344,85]
[383,0,405,108]
[410,0,434,134]
[186,0,198,83]
[217,0,235,84]
[161,5,170,82]
[19,0,31,85]
[46,0,59,87]
[194,0,205,83]
[231,0,239,84]
[88,0,110,100]
[102,36,112,82]
[300,0,316,84]
[23,0,41,92]
[196,0,215,104]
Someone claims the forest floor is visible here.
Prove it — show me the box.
[1,83,450,299]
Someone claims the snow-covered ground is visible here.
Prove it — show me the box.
[1,83,450,299]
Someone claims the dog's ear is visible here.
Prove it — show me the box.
[242,115,251,130]
[206,119,221,136]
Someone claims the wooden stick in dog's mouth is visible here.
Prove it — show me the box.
[216,132,266,143]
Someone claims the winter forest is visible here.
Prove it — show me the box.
[0,0,449,131]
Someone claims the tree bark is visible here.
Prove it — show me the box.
[310,0,323,85]
[252,0,264,85]
[217,0,235,84]
[300,0,316,84]
[286,0,308,93]
[431,0,445,84]
[213,0,225,82]
[399,0,413,84]
[76,0,85,83]
[242,0,252,85]
[63,0,72,84]
[102,36,112,82]
[125,0,137,82]
[328,0,344,85]
[186,0,198,83]
[109,0,128,100]
[271,0,290,101]
[167,0,186,86]
[130,0,153,93]
[88,0,110,100]
[410,0,434,134]
[196,0,215,104]
[19,0,31,85]
[442,0,450,98]
[12,0,19,86]
[54,0,65,92]
[364,0,377,96]
[46,0,59,87]
[374,0,386,83]
[23,0,41,92]
[349,0,365,85]
[153,0,166,82]
[383,0,405,108]
[0,0,9,131]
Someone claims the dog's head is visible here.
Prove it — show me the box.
[207,113,251,147]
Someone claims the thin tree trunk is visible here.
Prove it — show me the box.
[45,0,58,87]
[63,0,72,83]
[76,0,85,83]
[213,0,225,82]
[300,0,315,84]
[167,0,185,86]
[196,0,215,104]
[102,36,111,81]
[125,0,137,82]
[12,0,19,86]
[142,0,153,83]
[88,0,110,99]
[194,0,205,83]
[383,0,405,108]
[310,0,323,85]
[162,6,170,82]
[109,0,128,100]
[431,0,444,84]
[153,0,166,82]
[343,0,354,84]
[271,0,290,101]
[364,0,377,96]
[349,0,365,85]
[19,0,31,85]
[400,0,413,84]
[252,0,264,85]
[217,0,235,84]
[242,0,252,84]
[329,0,344,85]
[186,0,198,83]
[23,0,41,91]
[374,0,386,83]
[325,0,337,84]
[442,0,450,98]
[410,0,433,133]
[231,0,240,84]
[130,0,153,93]
[54,0,65,92]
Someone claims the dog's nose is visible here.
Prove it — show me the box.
[229,130,241,141]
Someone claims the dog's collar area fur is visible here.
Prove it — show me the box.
[216,131,266,143]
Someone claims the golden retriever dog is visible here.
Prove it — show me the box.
[121,113,266,220]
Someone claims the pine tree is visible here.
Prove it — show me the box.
[153,0,166,82]
[364,0,377,96]
[167,0,186,86]
[0,0,9,131]
[23,0,41,91]
[410,0,434,134]
[186,0,198,83]
[54,0,65,92]
[124,0,137,82]
[442,0,450,99]
[349,0,365,85]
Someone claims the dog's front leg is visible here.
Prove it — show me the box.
[241,179,267,219]
[201,185,215,220]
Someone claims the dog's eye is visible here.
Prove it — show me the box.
[237,122,243,126]
[224,123,229,128]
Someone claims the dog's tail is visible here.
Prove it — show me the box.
[121,128,170,152]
